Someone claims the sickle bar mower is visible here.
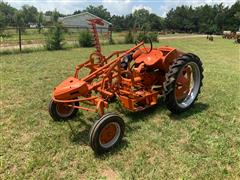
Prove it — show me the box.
[49,19,204,153]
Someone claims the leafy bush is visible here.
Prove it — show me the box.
[124,31,135,44]
[148,32,159,42]
[45,23,65,50]
[137,32,159,43]
[78,30,93,47]
[0,32,11,38]
[137,32,149,43]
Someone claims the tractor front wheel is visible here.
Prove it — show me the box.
[89,113,125,154]
[48,100,79,121]
[164,53,203,114]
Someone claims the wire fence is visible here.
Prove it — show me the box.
[0,26,114,52]
[3,25,229,53]
[0,26,174,53]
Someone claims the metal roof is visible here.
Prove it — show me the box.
[60,12,112,25]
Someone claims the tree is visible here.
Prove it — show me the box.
[165,6,196,32]
[73,10,81,15]
[83,5,111,21]
[45,11,53,16]
[22,5,38,25]
[213,4,226,32]
[51,9,60,24]
[226,1,240,31]
[110,15,125,31]
[15,10,24,27]
[0,1,239,34]
[46,23,65,50]
[124,14,136,30]
[149,13,163,31]
[133,9,150,31]
[46,9,64,50]
[37,12,43,33]
[45,10,65,18]
[78,30,93,47]
[0,11,5,29]
[0,2,17,27]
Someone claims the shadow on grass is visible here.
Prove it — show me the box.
[70,127,90,145]
[69,115,96,145]
[117,99,166,121]
[94,139,129,158]
[66,100,209,155]
[168,102,209,121]
[69,115,130,157]
[93,100,167,157]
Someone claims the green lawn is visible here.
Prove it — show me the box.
[1,28,111,46]
[1,29,195,47]
[1,37,240,179]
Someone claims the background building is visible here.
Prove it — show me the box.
[59,12,111,32]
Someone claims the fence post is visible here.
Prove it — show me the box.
[109,26,113,41]
[18,27,22,52]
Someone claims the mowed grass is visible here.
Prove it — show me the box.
[0,37,240,179]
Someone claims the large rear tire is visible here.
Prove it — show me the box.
[164,53,203,114]
[89,113,125,154]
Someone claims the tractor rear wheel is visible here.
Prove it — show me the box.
[48,100,79,121]
[89,113,125,154]
[164,53,203,114]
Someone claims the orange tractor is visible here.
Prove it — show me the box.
[49,19,204,153]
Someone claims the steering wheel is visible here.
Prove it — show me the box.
[135,37,153,54]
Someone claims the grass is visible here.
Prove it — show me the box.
[0,37,240,179]
[1,28,195,48]
[0,28,110,47]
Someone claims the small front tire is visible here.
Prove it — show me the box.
[89,113,125,154]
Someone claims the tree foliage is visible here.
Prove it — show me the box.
[83,5,111,21]
[133,9,150,31]
[14,10,25,27]
[73,10,82,15]
[0,2,17,28]
[0,1,239,34]
[111,10,164,31]
[51,9,60,24]
[37,12,44,33]
[22,5,38,24]
[165,2,240,33]
[45,23,65,50]
[78,30,93,47]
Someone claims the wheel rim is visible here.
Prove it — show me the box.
[56,102,75,118]
[99,122,121,148]
[175,62,200,108]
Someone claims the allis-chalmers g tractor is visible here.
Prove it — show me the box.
[49,19,204,153]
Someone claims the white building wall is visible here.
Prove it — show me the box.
[61,13,110,32]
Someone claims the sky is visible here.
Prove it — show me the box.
[4,0,237,17]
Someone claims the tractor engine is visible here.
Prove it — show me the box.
[134,63,165,88]
[118,47,182,111]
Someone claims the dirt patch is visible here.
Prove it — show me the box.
[101,167,119,180]
[158,34,207,40]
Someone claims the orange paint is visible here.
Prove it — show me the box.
[51,19,190,116]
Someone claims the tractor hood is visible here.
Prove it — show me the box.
[135,49,164,66]
[53,77,88,100]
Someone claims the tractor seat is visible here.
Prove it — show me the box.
[134,49,163,67]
